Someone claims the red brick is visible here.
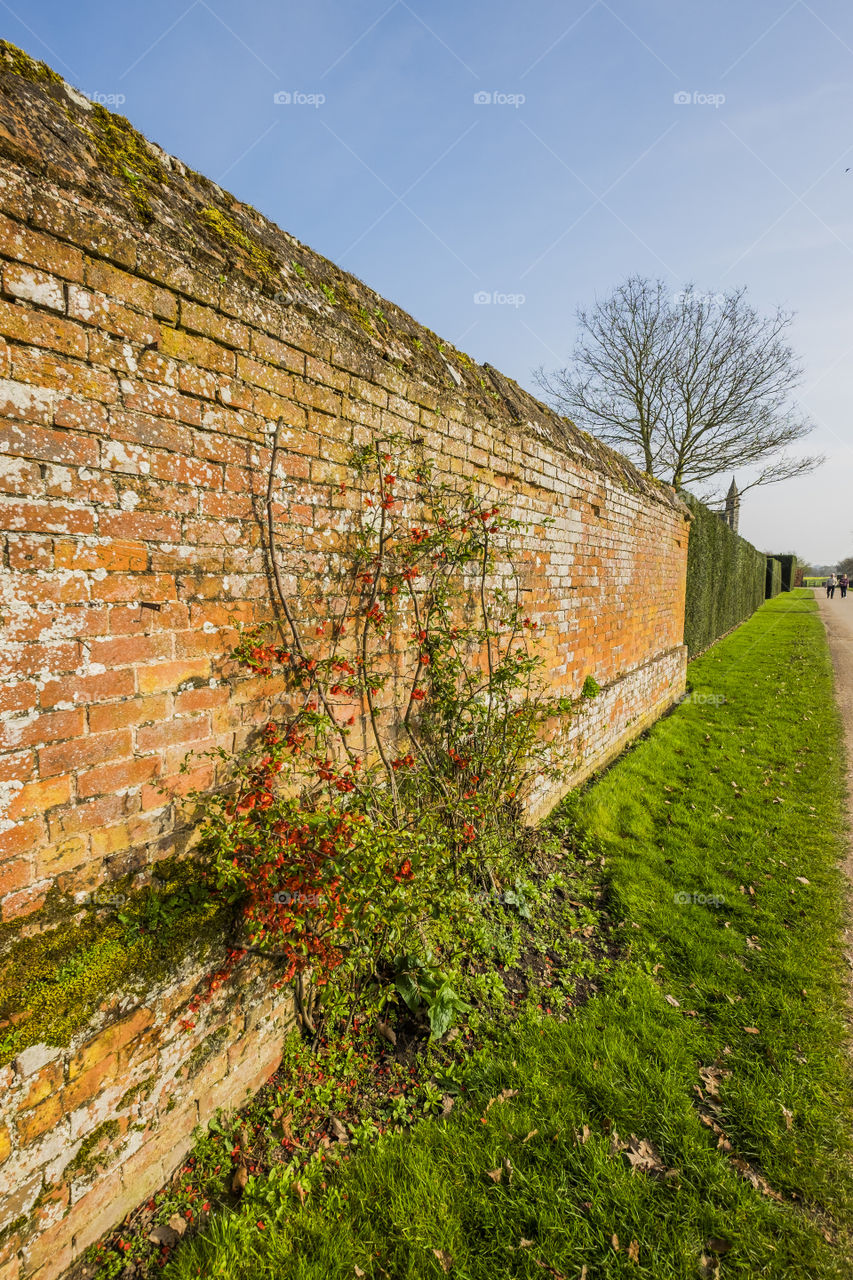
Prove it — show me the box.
[0,500,95,535]
[11,346,119,402]
[7,534,53,570]
[0,421,99,466]
[7,774,73,820]
[88,695,168,733]
[76,755,159,799]
[0,641,79,679]
[135,714,209,753]
[85,260,177,321]
[0,816,45,864]
[40,669,135,708]
[0,298,87,357]
[0,378,56,426]
[120,383,202,427]
[98,512,182,543]
[16,1094,63,1146]
[69,1008,155,1078]
[147,451,222,489]
[88,635,172,669]
[38,729,132,778]
[180,300,248,350]
[67,286,159,346]
[0,858,30,896]
[36,835,89,876]
[2,262,65,311]
[62,1052,118,1111]
[89,573,177,604]
[159,325,235,374]
[108,408,194,455]
[54,538,147,572]
[136,659,210,695]
[0,211,85,282]
[250,329,305,372]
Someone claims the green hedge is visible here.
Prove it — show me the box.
[766,557,782,599]
[682,493,767,657]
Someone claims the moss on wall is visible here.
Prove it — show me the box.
[0,863,232,1067]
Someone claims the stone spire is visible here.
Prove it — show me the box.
[723,476,740,533]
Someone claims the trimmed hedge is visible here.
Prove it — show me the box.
[766,557,782,599]
[682,493,767,657]
[772,553,796,592]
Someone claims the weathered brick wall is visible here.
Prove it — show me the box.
[0,46,689,1279]
[1,948,293,1280]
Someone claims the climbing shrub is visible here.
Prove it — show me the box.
[190,431,570,1011]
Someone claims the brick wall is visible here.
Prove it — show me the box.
[0,46,689,1278]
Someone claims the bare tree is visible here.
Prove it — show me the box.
[535,276,822,502]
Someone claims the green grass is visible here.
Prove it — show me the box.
[166,592,853,1279]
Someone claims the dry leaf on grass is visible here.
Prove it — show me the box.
[231,1165,248,1194]
[432,1249,452,1272]
[780,1106,793,1130]
[611,1233,620,1252]
[329,1116,349,1143]
[532,1261,567,1279]
[376,1019,396,1046]
[167,1214,187,1238]
[699,1253,721,1280]
[523,1129,538,1143]
[665,995,680,1007]
[487,1168,502,1183]
[628,1239,640,1262]
[743,1027,759,1035]
[148,1225,180,1248]
[574,1124,591,1145]
[698,1065,731,1099]
[731,1157,782,1200]
[441,1095,454,1116]
[706,1237,731,1254]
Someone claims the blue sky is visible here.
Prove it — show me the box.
[6,0,853,562]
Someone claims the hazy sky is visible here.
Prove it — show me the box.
[7,1,852,563]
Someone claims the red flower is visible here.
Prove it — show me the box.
[410,688,426,701]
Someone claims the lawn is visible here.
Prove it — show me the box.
[165,591,853,1279]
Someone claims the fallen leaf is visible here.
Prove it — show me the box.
[698,1065,731,1099]
[523,1129,538,1143]
[377,1019,396,1046]
[611,1233,620,1252]
[487,1167,502,1183]
[354,1268,365,1278]
[148,1226,180,1247]
[329,1116,348,1143]
[780,1106,793,1130]
[294,1180,307,1205]
[706,1237,732,1254]
[232,1165,248,1194]
[519,1239,533,1248]
[441,1095,455,1116]
[665,995,680,1008]
[574,1125,591,1145]
[743,1027,759,1035]
[432,1249,452,1272]
[167,1214,187,1238]
[623,1134,668,1177]
[628,1239,640,1262]
[503,1156,514,1183]
[532,1261,567,1279]
[731,1156,782,1200]
[699,1253,721,1280]
[795,876,810,885]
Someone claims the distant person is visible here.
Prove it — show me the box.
[840,573,850,599]
[826,573,838,598]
